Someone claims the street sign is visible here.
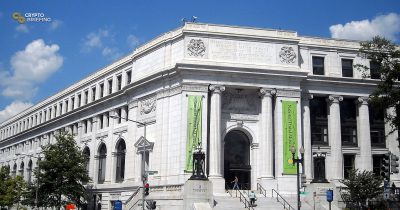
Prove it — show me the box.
[146,170,158,175]
[326,189,333,202]
[114,200,122,210]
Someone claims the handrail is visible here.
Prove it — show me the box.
[225,183,233,197]
[257,183,267,197]
[124,187,141,205]
[236,189,255,210]
[271,189,295,210]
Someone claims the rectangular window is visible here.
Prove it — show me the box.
[77,94,81,107]
[108,79,113,95]
[99,115,103,129]
[343,154,355,179]
[54,105,58,116]
[89,119,93,132]
[84,90,89,105]
[59,103,63,115]
[370,61,380,79]
[342,59,353,77]
[340,99,357,146]
[369,105,385,147]
[99,83,104,98]
[126,71,132,84]
[312,56,325,75]
[92,87,96,102]
[310,97,329,145]
[117,109,122,124]
[71,97,75,110]
[117,75,122,91]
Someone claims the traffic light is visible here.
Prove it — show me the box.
[391,154,400,174]
[300,174,307,188]
[144,183,149,196]
[146,200,156,209]
[381,153,391,180]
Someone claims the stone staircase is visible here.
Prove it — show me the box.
[213,190,303,210]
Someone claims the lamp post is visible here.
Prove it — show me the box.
[110,114,147,210]
[291,145,305,210]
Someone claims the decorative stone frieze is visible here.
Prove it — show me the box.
[187,39,206,57]
[279,46,297,64]
[139,96,157,116]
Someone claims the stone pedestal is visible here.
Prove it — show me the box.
[184,180,213,210]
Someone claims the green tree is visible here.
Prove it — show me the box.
[25,132,90,209]
[356,36,400,137]
[340,169,383,209]
[0,166,27,209]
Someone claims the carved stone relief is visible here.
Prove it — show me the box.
[139,96,156,115]
[279,46,297,64]
[187,39,206,57]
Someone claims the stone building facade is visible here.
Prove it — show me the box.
[0,23,398,209]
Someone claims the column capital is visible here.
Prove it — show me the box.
[209,85,225,93]
[259,88,276,97]
[356,96,369,105]
[327,95,343,104]
[301,93,313,101]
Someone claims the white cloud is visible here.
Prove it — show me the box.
[0,101,32,123]
[82,29,110,52]
[15,24,29,33]
[330,13,400,41]
[0,39,63,100]
[49,19,62,31]
[82,28,123,60]
[102,47,122,60]
[127,34,140,49]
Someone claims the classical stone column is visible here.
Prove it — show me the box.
[209,85,225,192]
[302,93,313,181]
[327,95,343,180]
[259,88,275,179]
[356,97,372,171]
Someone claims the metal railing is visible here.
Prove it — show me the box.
[256,183,267,197]
[236,188,255,210]
[124,187,142,210]
[225,183,254,210]
[271,189,295,210]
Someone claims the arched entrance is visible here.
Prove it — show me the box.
[224,130,251,189]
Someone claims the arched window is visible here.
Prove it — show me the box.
[27,160,33,183]
[98,143,107,184]
[19,162,24,178]
[83,147,90,173]
[12,163,17,177]
[115,140,126,182]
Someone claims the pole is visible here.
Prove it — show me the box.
[142,123,146,210]
[297,159,300,210]
[35,156,40,210]
[329,202,331,210]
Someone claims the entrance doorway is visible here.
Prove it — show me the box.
[224,130,251,190]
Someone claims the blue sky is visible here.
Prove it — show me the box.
[0,0,399,122]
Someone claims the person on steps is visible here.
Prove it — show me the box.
[248,190,256,206]
[231,176,239,190]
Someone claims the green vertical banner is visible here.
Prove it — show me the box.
[185,95,203,171]
[282,101,298,174]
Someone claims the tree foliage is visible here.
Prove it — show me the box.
[25,132,90,209]
[356,36,400,135]
[340,169,383,209]
[0,166,27,209]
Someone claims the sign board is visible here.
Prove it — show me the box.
[146,170,158,175]
[114,200,122,210]
[326,189,333,202]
